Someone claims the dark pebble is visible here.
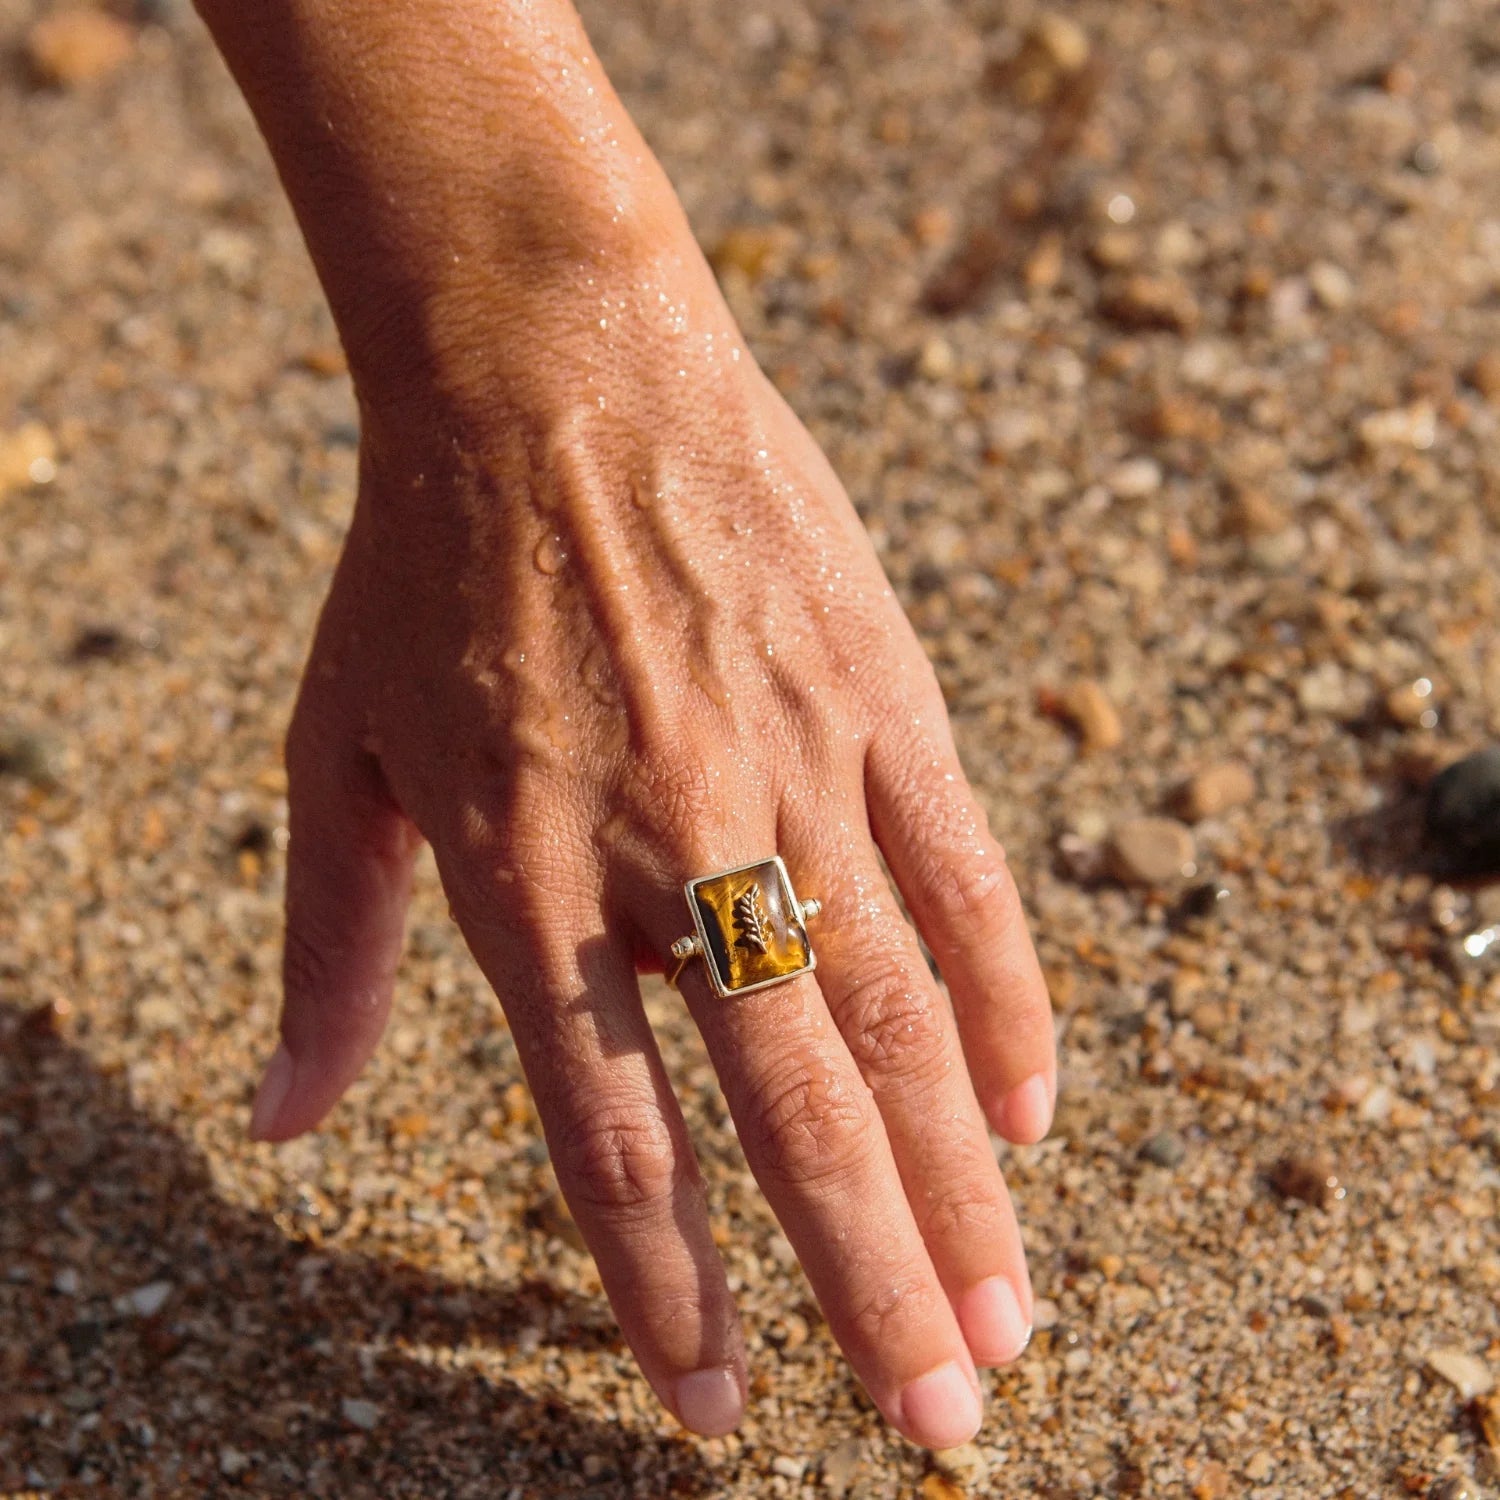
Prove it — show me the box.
[1139,1131,1186,1168]
[1426,748,1500,875]
[69,624,129,662]
[1172,880,1234,925]
[0,723,63,785]
[1269,1153,1345,1208]
[60,1320,104,1360]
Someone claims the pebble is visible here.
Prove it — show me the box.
[1056,678,1124,751]
[1359,401,1437,450]
[819,1438,863,1497]
[1426,748,1500,874]
[25,11,135,86]
[1140,1131,1187,1168]
[1425,1350,1494,1400]
[933,1443,989,1487]
[1032,1297,1060,1331]
[1468,351,1500,402]
[1099,273,1201,334]
[1027,12,1091,72]
[115,1280,173,1318]
[1174,880,1234,924]
[1244,1451,1275,1483]
[1269,1155,1345,1209]
[1106,456,1162,499]
[341,1397,381,1430]
[1107,817,1197,886]
[0,422,58,495]
[0,724,64,786]
[1428,1477,1479,1500]
[921,1475,966,1500]
[1386,678,1440,729]
[1175,761,1255,821]
[1308,261,1354,310]
[218,1448,250,1478]
[770,1456,804,1480]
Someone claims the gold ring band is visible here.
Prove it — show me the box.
[666,856,821,997]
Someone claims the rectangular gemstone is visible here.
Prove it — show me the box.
[688,857,812,995]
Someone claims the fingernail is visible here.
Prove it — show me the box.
[249,1044,295,1141]
[897,1360,983,1449]
[992,1072,1053,1144]
[674,1368,742,1437]
[958,1276,1032,1366]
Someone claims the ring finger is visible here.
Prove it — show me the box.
[779,790,1034,1368]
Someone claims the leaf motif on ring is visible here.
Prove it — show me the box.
[732,883,771,954]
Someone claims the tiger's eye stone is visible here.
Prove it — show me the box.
[687,858,813,995]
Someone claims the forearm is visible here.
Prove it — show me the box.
[192,0,698,411]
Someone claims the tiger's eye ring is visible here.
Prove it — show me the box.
[666,856,820,997]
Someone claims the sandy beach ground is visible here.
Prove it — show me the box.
[3,0,1500,1494]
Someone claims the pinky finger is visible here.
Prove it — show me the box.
[864,719,1056,1145]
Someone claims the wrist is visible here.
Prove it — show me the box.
[194,0,707,414]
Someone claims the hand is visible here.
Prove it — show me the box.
[197,0,1055,1450]
[247,230,1056,1449]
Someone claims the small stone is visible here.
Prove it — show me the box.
[921,1475,966,1500]
[1426,748,1500,875]
[1175,761,1255,821]
[1359,401,1437,450]
[1244,1451,1275,1483]
[1224,486,1291,538]
[1193,1460,1231,1500]
[341,1397,381,1430]
[1174,881,1234,924]
[933,1443,988,1487]
[1269,1154,1345,1208]
[1032,1297,1060,1331]
[918,336,956,381]
[1387,678,1440,729]
[1425,1349,1494,1400]
[115,1279,173,1318]
[0,422,58,495]
[1099,273,1201,334]
[60,1319,103,1359]
[1140,1131,1187,1168]
[1428,1477,1479,1500]
[1308,261,1354,310]
[1056,679,1124,751]
[1468,351,1500,402]
[218,1448,250,1478]
[710,225,793,282]
[25,11,135,87]
[1107,817,1197,887]
[819,1438,863,1497]
[53,1267,80,1296]
[1106,456,1162,499]
[770,1456,804,1480]
[1027,13,1090,72]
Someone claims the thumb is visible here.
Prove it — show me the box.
[250,705,422,1142]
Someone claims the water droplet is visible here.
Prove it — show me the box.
[533,535,567,574]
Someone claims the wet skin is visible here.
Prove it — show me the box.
[198,0,1057,1449]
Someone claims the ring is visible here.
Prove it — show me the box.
[666,855,822,997]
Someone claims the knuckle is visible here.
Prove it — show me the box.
[834,963,949,1080]
[748,1061,878,1191]
[610,754,752,858]
[919,1179,1006,1242]
[924,847,1019,927]
[554,1100,685,1218]
[844,1267,934,1349]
